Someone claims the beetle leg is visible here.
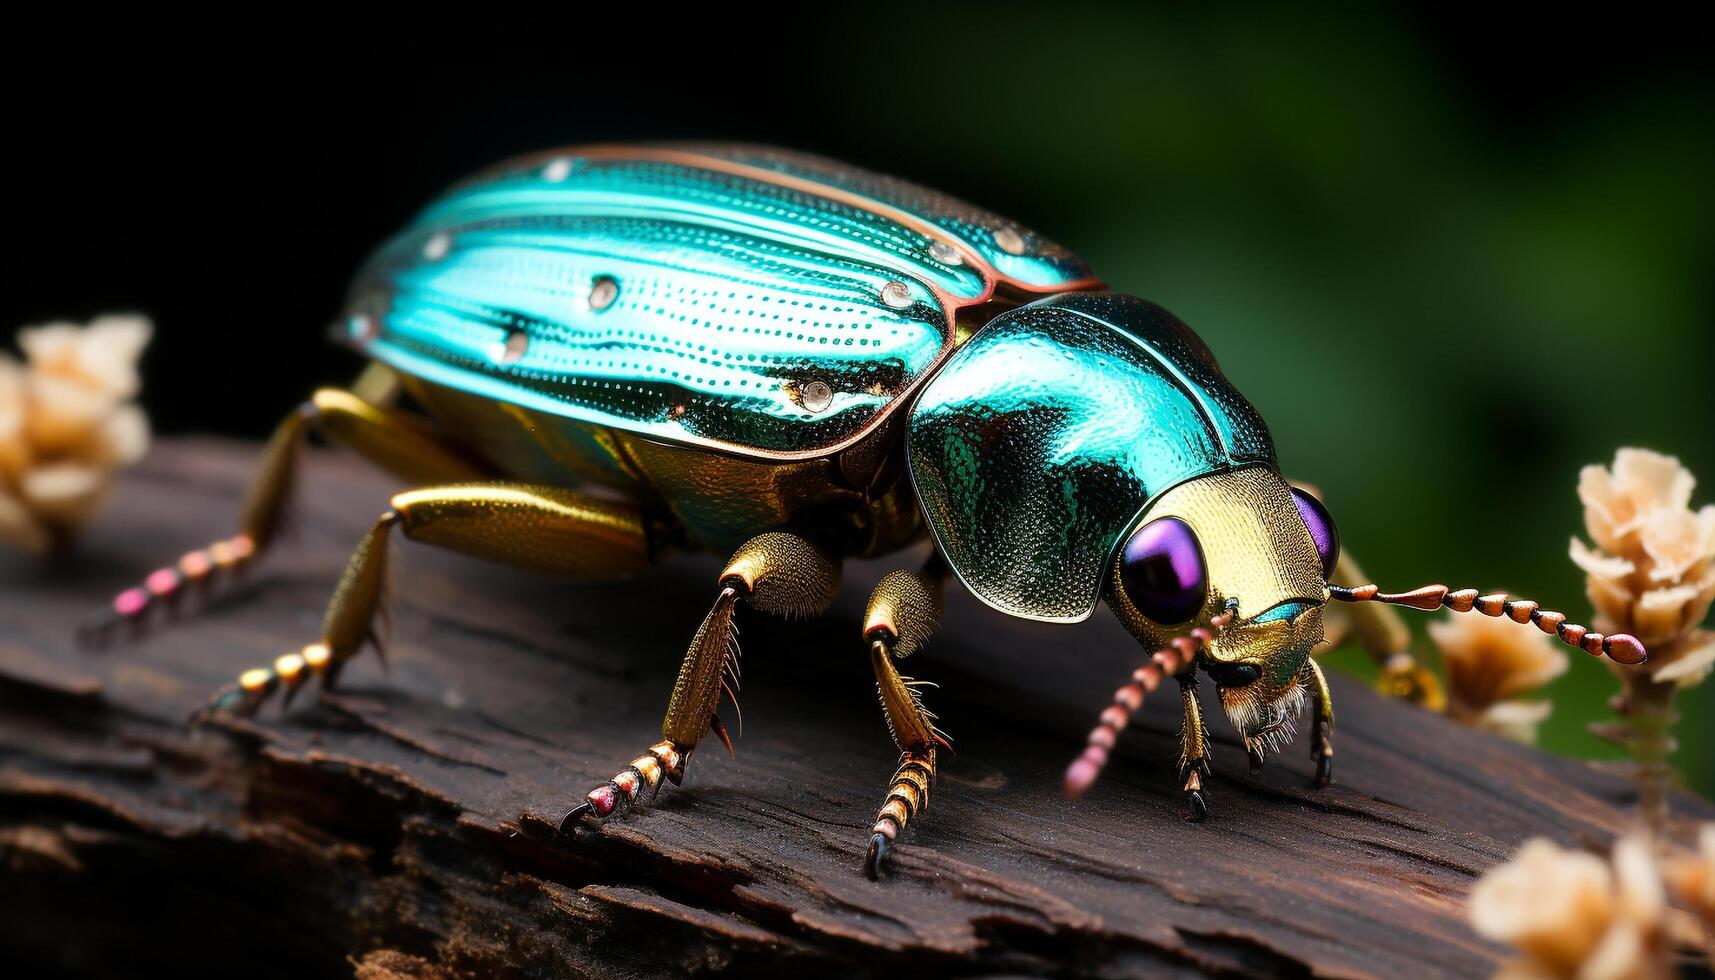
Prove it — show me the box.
[860,563,948,879]
[191,483,657,720]
[1303,657,1335,788]
[560,532,840,832]
[85,374,485,643]
[1178,672,1212,821]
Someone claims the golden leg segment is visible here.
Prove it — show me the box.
[1304,657,1335,788]
[196,483,654,718]
[861,565,947,878]
[1178,673,1211,821]
[88,384,486,641]
[563,532,840,830]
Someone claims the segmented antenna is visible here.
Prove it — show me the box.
[1063,606,1236,799]
[1327,584,1647,665]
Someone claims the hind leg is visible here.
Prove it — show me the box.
[87,373,485,638]
[562,532,841,828]
[197,483,659,716]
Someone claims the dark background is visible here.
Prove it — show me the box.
[8,7,1712,789]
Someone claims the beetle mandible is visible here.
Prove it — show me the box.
[93,144,1646,878]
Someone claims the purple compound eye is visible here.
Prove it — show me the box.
[1291,488,1340,579]
[1120,517,1207,625]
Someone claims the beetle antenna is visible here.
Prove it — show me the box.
[1063,605,1237,799]
[1326,583,1647,665]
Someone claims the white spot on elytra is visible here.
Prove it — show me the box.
[492,330,528,365]
[423,232,451,261]
[542,158,573,182]
[589,276,619,311]
[880,281,912,309]
[801,380,833,413]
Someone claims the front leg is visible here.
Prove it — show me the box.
[1304,657,1335,788]
[562,532,841,828]
[1177,672,1211,821]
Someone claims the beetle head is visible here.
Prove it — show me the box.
[1072,462,1643,799]
[1103,466,1334,754]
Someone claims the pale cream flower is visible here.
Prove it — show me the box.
[1471,835,1672,980]
[1475,700,1555,745]
[1429,610,1566,743]
[1652,631,1715,687]
[1666,825,1715,932]
[1579,449,1696,555]
[0,316,152,553]
[0,357,28,478]
[18,315,151,400]
[1572,449,1715,686]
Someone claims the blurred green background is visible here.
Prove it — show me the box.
[13,6,1711,791]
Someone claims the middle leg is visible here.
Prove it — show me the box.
[561,531,843,828]
[860,559,949,879]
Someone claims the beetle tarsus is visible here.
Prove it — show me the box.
[186,683,259,728]
[1246,741,1266,775]
[560,741,686,829]
[556,801,593,834]
[1182,767,1210,821]
[1311,726,1334,788]
[864,832,890,880]
[1304,658,1335,789]
[1186,789,1210,822]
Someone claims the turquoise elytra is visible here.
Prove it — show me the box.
[347,145,1095,461]
[906,293,1276,622]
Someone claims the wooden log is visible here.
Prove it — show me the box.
[2,438,1708,978]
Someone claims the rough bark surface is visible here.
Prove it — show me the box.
[2,438,1708,979]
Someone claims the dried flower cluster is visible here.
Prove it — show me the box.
[1429,611,1566,743]
[1665,826,1715,940]
[1572,449,1715,687]
[1471,831,1715,979]
[1470,836,1663,980]
[0,316,152,553]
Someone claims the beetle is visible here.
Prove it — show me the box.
[94,144,1645,879]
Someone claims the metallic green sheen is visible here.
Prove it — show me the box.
[906,293,1276,623]
[343,145,1090,459]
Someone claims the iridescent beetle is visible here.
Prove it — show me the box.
[94,145,1646,878]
